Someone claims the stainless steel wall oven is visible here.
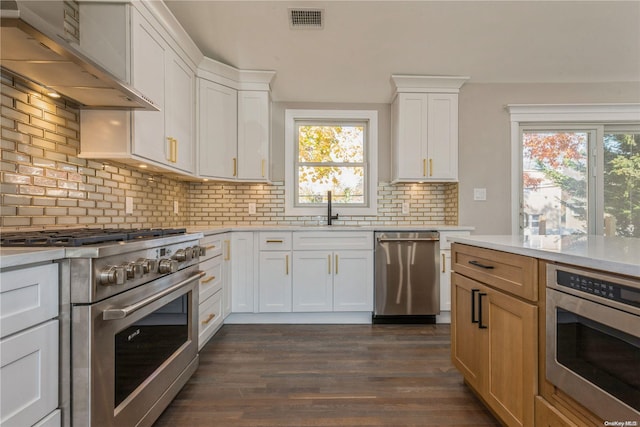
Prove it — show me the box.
[546,263,640,421]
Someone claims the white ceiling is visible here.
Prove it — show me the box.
[164,1,640,103]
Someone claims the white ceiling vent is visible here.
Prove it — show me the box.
[289,8,323,29]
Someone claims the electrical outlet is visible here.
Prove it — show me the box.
[125,197,133,215]
[402,201,410,214]
[473,188,487,201]
[248,202,256,215]
[173,200,179,214]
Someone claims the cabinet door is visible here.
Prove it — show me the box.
[198,80,237,179]
[237,90,270,181]
[392,93,428,180]
[165,51,195,173]
[222,235,232,317]
[292,251,333,312]
[484,286,537,427]
[231,232,255,313]
[333,250,373,311]
[131,9,166,164]
[426,94,458,180]
[439,250,452,312]
[258,251,292,312]
[451,273,486,392]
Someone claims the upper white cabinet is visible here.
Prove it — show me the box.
[391,75,468,182]
[80,4,197,175]
[197,59,275,182]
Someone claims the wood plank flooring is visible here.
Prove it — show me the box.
[154,324,499,427]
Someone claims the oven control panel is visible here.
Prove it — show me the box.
[557,270,640,309]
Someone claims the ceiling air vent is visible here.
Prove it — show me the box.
[289,8,323,29]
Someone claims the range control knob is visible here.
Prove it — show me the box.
[173,249,187,262]
[184,247,193,260]
[135,258,158,274]
[192,246,204,257]
[124,262,143,279]
[98,265,126,286]
[158,258,178,274]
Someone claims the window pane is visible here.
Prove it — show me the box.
[603,132,639,237]
[298,166,364,204]
[522,131,588,236]
[298,125,364,163]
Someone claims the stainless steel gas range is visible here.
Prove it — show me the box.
[1,228,205,427]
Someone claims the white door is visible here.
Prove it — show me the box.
[292,251,333,312]
[166,52,194,173]
[332,250,373,311]
[237,91,269,180]
[439,250,452,311]
[258,251,292,312]
[427,94,458,180]
[198,80,237,178]
[393,93,427,180]
[131,9,166,164]
[222,235,232,317]
[231,232,254,313]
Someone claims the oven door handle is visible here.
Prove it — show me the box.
[102,271,205,320]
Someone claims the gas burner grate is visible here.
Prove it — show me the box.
[0,228,187,247]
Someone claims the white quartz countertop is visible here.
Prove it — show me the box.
[448,235,640,278]
[188,225,475,235]
[0,247,66,269]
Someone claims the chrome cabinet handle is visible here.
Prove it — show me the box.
[102,271,205,320]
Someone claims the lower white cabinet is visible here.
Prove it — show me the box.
[258,251,292,312]
[0,320,59,427]
[438,231,470,316]
[332,250,373,311]
[198,290,223,349]
[221,234,232,318]
[231,232,255,313]
[292,251,333,312]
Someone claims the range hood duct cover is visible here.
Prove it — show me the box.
[0,1,158,110]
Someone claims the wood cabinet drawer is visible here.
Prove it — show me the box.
[293,232,373,251]
[199,234,224,260]
[199,256,223,302]
[0,320,58,427]
[452,243,538,301]
[1,263,59,338]
[535,396,580,427]
[198,290,223,349]
[259,232,292,251]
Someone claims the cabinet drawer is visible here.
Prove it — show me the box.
[33,410,61,427]
[259,232,292,251]
[1,320,58,427]
[293,232,373,251]
[535,396,580,427]
[199,256,223,301]
[198,291,223,349]
[1,263,58,338]
[199,234,224,260]
[452,243,538,301]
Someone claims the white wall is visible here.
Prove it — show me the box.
[458,82,640,234]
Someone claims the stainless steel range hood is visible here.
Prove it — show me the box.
[0,1,158,110]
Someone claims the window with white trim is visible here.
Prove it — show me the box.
[509,104,640,237]
[285,109,378,216]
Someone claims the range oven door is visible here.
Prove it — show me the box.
[546,288,640,421]
[72,265,202,427]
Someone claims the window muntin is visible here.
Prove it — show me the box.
[295,122,367,206]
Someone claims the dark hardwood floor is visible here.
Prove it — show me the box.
[154,324,499,427]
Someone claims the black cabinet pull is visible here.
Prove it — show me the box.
[469,260,494,269]
[471,289,480,324]
[478,293,488,329]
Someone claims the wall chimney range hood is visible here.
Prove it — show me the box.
[0,1,158,110]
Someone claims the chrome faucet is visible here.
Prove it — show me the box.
[327,190,339,225]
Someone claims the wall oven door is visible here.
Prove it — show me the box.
[72,265,203,427]
[546,264,640,422]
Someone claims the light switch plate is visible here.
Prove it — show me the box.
[173,200,179,214]
[125,196,133,215]
[473,188,487,201]
[248,202,256,215]
[402,201,410,214]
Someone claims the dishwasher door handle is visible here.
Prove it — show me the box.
[377,238,439,242]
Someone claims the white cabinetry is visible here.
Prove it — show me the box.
[292,232,373,313]
[0,263,59,427]
[197,81,271,181]
[257,232,292,312]
[391,75,468,183]
[438,231,471,320]
[80,6,196,175]
[197,234,224,349]
[221,234,233,318]
[231,232,255,313]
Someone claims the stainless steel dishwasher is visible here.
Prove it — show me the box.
[374,231,440,323]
